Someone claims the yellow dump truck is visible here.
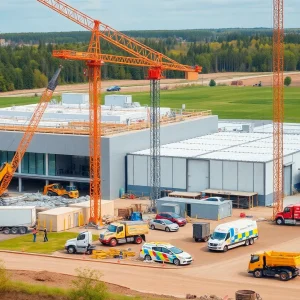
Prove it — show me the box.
[248,251,300,281]
[99,221,149,247]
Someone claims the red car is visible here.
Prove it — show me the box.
[155,212,187,226]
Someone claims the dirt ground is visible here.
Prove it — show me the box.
[6,270,182,300]
[0,72,276,97]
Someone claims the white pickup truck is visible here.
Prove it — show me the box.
[64,231,96,255]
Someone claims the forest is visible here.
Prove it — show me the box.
[0,29,300,91]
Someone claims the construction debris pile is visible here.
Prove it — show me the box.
[117,203,149,219]
[0,193,89,208]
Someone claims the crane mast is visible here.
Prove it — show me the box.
[37,0,201,222]
[273,0,284,219]
[0,67,62,196]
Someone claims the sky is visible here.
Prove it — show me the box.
[0,0,299,33]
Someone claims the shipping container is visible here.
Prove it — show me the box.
[38,207,82,232]
[157,197,232,220]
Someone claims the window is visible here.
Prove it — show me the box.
[117,226,124,233]
[22,153,29,174]
[225,232,230,240]
[163,220,173,225]
[77,234,85,241]
[250,255,260,263]
[211,232,226,240]
[48,154,56,176]
[153,220,161,224]
[170,246,183,254]
[205,198,218,202]
[107,224,117,232]
[153,247,162,252]
[29,153,36,174]
[161,248,172,255]
[284,207,291,213]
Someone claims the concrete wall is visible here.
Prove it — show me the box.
[0,115,218,200]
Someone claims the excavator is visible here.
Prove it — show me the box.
[43,183,79,198]
[0,66,63,197]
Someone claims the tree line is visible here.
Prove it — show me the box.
[1,29,300,91]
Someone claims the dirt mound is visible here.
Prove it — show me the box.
[33,271,55,282]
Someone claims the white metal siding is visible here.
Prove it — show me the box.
[133,155,148,186]
[284,165,292,196]
[292,152,300,186]
[187,160,209,192]
[172,158,186,189]
[127,155,134,185]
[238,162,254,192]
[253,163,264,194]
[265,162,273,195]
[223,161,238,190]
[210,160,223,189]
[161,157,173,188]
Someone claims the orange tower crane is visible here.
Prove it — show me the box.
[0,66,62,196]
[273,0,284,219]
[37,0,201,223]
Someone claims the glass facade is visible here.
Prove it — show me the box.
[22,152,45,175]
[0,151,88,178]
[48,154,56,176]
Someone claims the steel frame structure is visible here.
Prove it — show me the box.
[273,0,284,219]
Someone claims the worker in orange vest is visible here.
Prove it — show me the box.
[32,227,37,242]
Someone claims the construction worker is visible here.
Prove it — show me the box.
[32,227,37,242]
[43,227,48,242]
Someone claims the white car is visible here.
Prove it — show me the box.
[149,219,179,232]
[140,242,193,266]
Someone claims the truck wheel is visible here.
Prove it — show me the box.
[144,255,152,261]
[87,249,93,255]
[11,227,18,234]
[67,246,76,254]
[173,258,180,266]
[135,236,143,244]
[279,271,290,281]
[249,238,254,245]
[3,227,10,234]
[223,246,228,252]
[109,238,118,247]
[194,238,200,242]
[245,239,250,246]
[19,227,27,235]
[276,218,284,225]
[150,225,155,230]
[253,269,263,278]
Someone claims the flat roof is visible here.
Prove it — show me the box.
[131,129,300,162]
[38,207,81,215]
[168,191,202,198]
[157,196,231,205]
[203,189,257,197]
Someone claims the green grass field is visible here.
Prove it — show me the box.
[0,232,97,254]
[1,86,300,121]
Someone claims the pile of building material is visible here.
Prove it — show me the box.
[117,203,149,219]
[0,193,90,208]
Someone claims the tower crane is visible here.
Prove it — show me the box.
[0,66,63,196]
[37,0,201,223]
[273,0,284,219]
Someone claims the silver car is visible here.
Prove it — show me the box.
[149,219,179,232]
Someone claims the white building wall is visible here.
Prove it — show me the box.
[161,157,173,187]
[253,163,265,194]
[172,158,186,189]
[265,161,273,195]
[127,155,134,185]
[291,152,300,187]
[223,161,238,190]
[238,162,254,192]
[132,155,148,186]
[210,160,223,189]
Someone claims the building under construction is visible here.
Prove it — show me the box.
[0,93,217,199]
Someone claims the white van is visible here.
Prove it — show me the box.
[208,219,258,252]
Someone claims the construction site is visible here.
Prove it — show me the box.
[1,0,300,300]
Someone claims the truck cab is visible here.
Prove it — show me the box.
[275,204,300,225]
[65,231,95,254]
[99,221,148,247]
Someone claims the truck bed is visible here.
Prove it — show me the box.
[265,251,300,268]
